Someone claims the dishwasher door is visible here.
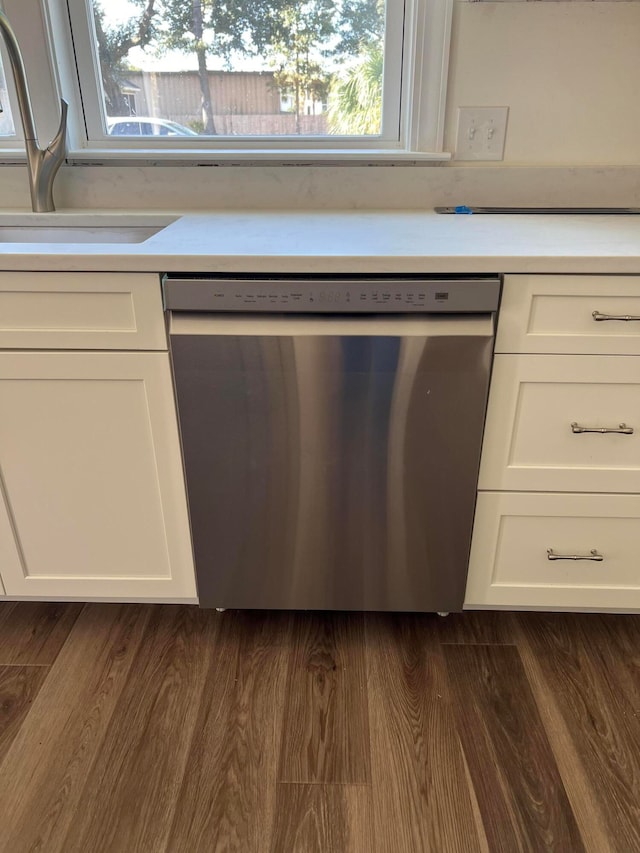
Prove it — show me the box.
[169,313,495,612]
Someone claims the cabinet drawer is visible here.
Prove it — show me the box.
[466,492,640,611]
[0,272,166,350]
[479,355,640,493]
[496,275,640,355]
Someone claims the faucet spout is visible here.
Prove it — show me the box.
[0,11,67,212]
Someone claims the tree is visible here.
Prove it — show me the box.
[334,0,384,54]
[265,0,336,132]
[93,0,157,115]
[327,0,384,136]
[157,0,342,135]
[95,0,256,133]
[328,43,382,136]
[152,0,249,134]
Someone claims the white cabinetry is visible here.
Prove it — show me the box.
[0,273,196,601]
[0,271,167,350]
[466,274,640,612]
[479,354,640,494]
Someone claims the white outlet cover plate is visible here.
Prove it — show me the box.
[455,107,509,161]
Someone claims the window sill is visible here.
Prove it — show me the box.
[62,148,452,167]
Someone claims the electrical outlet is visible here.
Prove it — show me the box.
[455,107,509,161]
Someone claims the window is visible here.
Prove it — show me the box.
[121,92,138,116]
[82,0,392,140]
[0,0,452,160]
[0,56,16,138]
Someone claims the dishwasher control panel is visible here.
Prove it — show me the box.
[163,276,501,314]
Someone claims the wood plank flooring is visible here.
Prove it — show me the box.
[0,604,637,852]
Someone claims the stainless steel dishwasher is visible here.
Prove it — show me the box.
[164,275,501,612]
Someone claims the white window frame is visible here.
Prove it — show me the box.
[0,0,453,163]
[0,50,23,149]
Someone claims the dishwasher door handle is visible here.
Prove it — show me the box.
[167,311,495,339]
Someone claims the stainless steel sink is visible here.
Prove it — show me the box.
[0,214,177,244]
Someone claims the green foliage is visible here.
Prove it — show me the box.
[328,44,383,135]
[268,0,336,126]
[334,0,384,54]
[152,0,248,60]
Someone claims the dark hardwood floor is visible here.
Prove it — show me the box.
[0,603,637,852]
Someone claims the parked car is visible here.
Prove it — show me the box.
[107,117,199,137]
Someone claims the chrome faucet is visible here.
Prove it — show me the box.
[0,10,67,212]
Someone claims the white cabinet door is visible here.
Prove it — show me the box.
[0,352,196,600]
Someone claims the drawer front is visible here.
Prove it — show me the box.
[496,275,640,355]
[466,492,640,611]
[479,355,640,493]
[0,272,166,350]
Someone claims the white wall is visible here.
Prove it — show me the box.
[446,2,640,165]
[1,1,639,210]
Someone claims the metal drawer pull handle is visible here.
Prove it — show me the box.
[547,549,604,562]
[571,422,634,435]
[592,310,640,322]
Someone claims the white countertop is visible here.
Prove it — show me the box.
[1,209,640,273]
